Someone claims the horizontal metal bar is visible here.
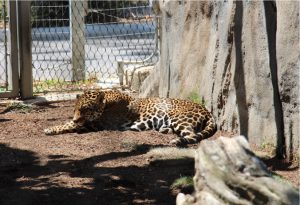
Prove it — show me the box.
[88,31,155,39]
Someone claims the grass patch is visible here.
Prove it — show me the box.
[290,151,299,165]
[2,102,33,113]
[33,76,98,93]
[0,87,7,92]
[171,176,194,190]
[120,140,153,153]
[187,91,205,105]
[120,140,139,152]
[260,142,276,156]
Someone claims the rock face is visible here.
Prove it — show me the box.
[140,1,299,157]
[176,136,299,205]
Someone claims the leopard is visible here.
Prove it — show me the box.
[44,89,216,146]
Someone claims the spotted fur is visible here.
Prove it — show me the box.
[126,98,216,145]
[44,89,216,146]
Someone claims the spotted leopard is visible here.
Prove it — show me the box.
[44,89,216,146]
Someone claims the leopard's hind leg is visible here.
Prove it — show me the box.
[169,124,199,146]
[168,115,201,146]
[170,115,216,146]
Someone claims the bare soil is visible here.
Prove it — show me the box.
[0,100,298,205]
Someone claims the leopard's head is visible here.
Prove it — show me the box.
[73,90,106,124]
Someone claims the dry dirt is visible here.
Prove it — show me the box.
[0,100,298,205]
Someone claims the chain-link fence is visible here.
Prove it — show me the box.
[31,0,158,94]
[0,0,9,92]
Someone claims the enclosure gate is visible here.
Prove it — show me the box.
[31,0,158,94]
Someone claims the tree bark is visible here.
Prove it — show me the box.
[176,136,299,205]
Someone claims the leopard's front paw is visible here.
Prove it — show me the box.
[44,128,57,135]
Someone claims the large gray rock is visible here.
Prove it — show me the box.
[276,2,299,159]
[140,0,299,157]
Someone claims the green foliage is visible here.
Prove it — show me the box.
[0,0,6,20]
[260,142,276,150]
[0,0,8,30]
[260,142,276,156]
[120,140,139,151]
[120,140,150,153]
[187,91,205,105]
[0,87,6,92]
[33,77,98,93]
[34,79,72,93]
[3,102,33,113]
[171,176,194,190]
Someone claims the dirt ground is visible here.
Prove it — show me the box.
[0,100,298,205]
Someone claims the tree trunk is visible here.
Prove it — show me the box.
[176,136,299,205]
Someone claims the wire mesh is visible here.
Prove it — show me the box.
[31,0,158,94]
[0,0,9,93]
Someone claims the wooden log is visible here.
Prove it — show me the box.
[176,136,299,205]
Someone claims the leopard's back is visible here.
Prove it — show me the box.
[102,90,134,105]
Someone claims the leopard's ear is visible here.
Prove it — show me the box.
[76,94,81,99]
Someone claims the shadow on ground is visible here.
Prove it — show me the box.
[0,143,194,205]
[261,156,299,172]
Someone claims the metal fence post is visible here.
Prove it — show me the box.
[69,0,86,82]
[18,1,32,99]
[9,0,19,97]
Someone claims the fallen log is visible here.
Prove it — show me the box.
[176,136,299,205]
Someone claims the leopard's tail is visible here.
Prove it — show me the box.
[196,115,217,140]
